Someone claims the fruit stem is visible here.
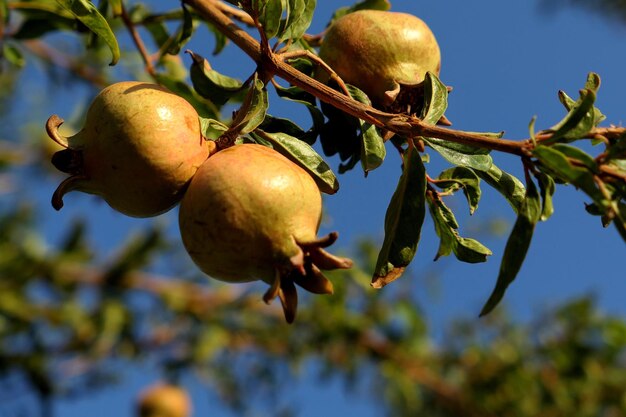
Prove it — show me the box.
[45,115,69,148]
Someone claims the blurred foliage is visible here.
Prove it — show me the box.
[1,194,626,416]
[539,0,626,23]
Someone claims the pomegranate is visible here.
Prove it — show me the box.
[318,10,441,108]
[46,81,211,217]
[178,144,352,323]
[137,383,191,417]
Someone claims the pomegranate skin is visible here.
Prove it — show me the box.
[179,144,321,283]
[179,144,353,323]
[47,81,210,217]
[318,10,441,107]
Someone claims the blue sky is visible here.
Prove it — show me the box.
[4,0,626,416]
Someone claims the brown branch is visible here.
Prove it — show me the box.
[183,0,626,158]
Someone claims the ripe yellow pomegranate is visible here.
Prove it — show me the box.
[136,383,191,417]
[178,144,352,323]
[318,10,441,108]
[46,81,211,217]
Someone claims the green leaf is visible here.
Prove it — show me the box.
[253,130,339,194]
[421,71,448,125]
[2,43,25,67]
[372,142,426,288]
[199,117,229,140]
[273,83,324,144]
[346,84,386,174]
[255,0,285,39]
[425,140,494,171]
[533,145,604,203]
[187,50,245,107]
[434,167,481,214]
[535,172,555,221]
[167,4,194,55]
[474,164,526,213]
[545,86,596,144]
[206,22,228,55]
[480,177,542,316]
[233,78,268,134]
[56,0,120,65]
[552,143,598,172]
[279,0,316,42]
[558,72,605,127]
[427,196,491,263]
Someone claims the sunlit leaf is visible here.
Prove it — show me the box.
[434,167,481,214]
[187,50,245,107]
[254,0,285,39]
[253,130,339,194]
[233,78,268,134]
[167,4,194,55]
[279,0,316,42]
[421,71,448,125]
[474,163,525,213]
[56,0,120,65]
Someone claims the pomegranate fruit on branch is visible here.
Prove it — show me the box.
[46,81,211,218]
[318,10,441,109]
[178,144,353,323]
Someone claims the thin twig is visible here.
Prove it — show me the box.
[120,3,156,78]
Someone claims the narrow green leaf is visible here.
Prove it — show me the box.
[274,83,324,144]
[206,22,228,55]
[346,84,386,174]
[56,0,120,65]
[428,196,491,263]
[421,71,448,125]
[167,4,194,55]
[187,50,245,107]
[199,117,229,140]
[255,0,285,39]
[425,140,493,171]
[434,167,481,214]
[233,78,268,134]
[372,142,426,288]
[552,143,598,172]
[2,43,25,67]
[253,130,339,194]
[279,0,315,42]
[535,172,555,221]
[545,87,596,143]
[533,145,604,203]
[474,164,526,213]
[480,178,542,316]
